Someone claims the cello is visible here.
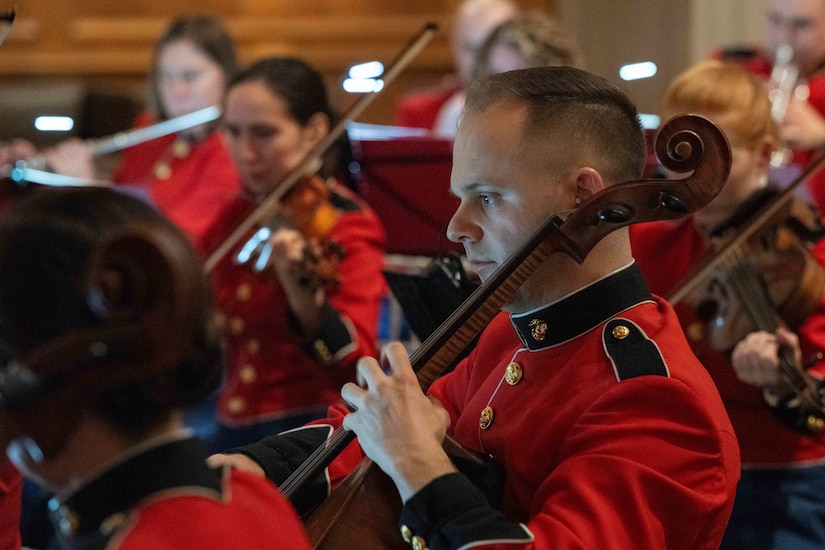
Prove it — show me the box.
[277,113,732,548]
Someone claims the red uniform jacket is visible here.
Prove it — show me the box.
[203,182,386,426]
[0,459,21,550]
[240,263,740,550]
[631,213,825,466]
[48,436,309,550]
[394,85,459,131]
[113,113,241,252]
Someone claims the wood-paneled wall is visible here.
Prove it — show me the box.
[0,0,553,126]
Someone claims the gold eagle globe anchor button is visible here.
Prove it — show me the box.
[505,361,522,385]
[479,405,494,430]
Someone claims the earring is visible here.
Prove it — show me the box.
[575,197,582,205]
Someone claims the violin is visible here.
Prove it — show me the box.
[668,151,825,435]
[689,192,825,351]
[234,175,345,292]
[281,114,731,548]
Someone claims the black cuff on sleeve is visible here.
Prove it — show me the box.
[231,425,332,516]
[399,473,532,550]
[289,302,354,365]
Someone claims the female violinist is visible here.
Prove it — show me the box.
[630,59,825,549]
[30,15,241,253]
[202,56,386,451]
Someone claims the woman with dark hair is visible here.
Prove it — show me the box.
[39,15,241,252]
[203,56,386,450]
[0,187,311,550]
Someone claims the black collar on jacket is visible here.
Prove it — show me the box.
[510,262,653,350]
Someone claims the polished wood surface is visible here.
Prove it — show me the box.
[0,1,551,126]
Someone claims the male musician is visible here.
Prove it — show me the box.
[0,188,311,549]
[212,66,740,549]
[632,60,825,549]
[394,0,518,137]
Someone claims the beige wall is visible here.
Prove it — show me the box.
[0,0,771,135]
[557,0,770,117]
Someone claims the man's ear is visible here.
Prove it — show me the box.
[572,167,605,204]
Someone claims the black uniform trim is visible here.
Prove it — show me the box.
[330,190,362,213]
[603,318,670,381]
[399,473,533,550]
[50,437,221,550]
[235,424,333,516]
[510,263,653,350]
[287,302,356,365]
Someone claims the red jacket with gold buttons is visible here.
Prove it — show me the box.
[203,182,386,427]
[112,112,241,253]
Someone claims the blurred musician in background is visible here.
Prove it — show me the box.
[631,60,825,549]
[470,10,584,80]
[716,0,825,214]
[0,188,310,549]
[202,57,386,451]
[393,0,518,137]
[2,15,241,253]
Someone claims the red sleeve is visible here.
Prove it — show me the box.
[0,460,22,550]
[324,207,387,372]
[407,377,738,550]
[394,87,457,130]
[798,238,825,378]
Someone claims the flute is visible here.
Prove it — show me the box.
[2,106,221,184]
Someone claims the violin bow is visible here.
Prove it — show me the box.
[203,22,439,272]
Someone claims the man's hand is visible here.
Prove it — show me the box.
[341,342,456,503]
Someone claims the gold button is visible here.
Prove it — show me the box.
[479,406,494,430]
[612,325,630,339]
[400,525,412,543]
[173,139,191,158]
[227,397,245,414]
[313,339,332,362]
[528,318,548,341]
[504,362,522,385]
[239,364,257,384]
[154,162,172,180]
[807,415,825,432]
[412,535,429,550]
[229,316,245,335]
[247,338,261,355]
[236,283,252,302]
[686,321,704,343]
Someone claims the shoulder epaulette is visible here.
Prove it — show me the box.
[603,318,669,381]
